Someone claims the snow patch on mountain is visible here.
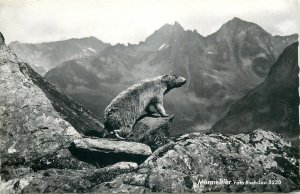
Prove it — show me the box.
[158,43,169,51]
[88,47,96,53]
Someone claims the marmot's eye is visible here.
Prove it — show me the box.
[162,74,169,81]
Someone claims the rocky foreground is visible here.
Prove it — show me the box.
[1,129,299,193]
[0,34,299,193]
[96,130,299,193]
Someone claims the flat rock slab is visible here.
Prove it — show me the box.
[72,138,152,155]
[70,138,152,166]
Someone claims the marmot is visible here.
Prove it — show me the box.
[104,74,186,139]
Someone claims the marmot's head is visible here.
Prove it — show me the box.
[161,74,186,89]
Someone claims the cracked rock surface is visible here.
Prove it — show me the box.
[95,130,299,193]
[0,45,92,178]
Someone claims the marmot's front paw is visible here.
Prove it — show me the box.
[168,113,175,118]
[164,113,175,118]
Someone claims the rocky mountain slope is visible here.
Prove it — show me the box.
[0,34,298,193]
[44,18,298,135]
[212,42,299,146]
[9,37,110,75]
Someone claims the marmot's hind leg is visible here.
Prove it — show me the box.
[145,104,156,115]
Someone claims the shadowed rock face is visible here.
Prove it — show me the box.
[95,130,299,193]
[21,62,104,137]
[212,42,299,147]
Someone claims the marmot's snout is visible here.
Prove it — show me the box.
[174,76,186,87]
[162,74,186,88]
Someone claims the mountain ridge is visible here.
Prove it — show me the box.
[9,36,110,75]
[13,18,298,136]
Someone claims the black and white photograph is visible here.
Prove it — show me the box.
[0,0,299,193]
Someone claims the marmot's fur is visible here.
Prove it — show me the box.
[104,74,186,139]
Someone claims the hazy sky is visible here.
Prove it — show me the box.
[0,0,298,44]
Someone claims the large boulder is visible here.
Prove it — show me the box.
[0,40,95,188]
[127,114,174,150]
[95,129,299,193]
[70,138,152,166]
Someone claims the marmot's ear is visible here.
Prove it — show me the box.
[162,74,170,82]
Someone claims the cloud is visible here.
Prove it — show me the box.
[0,0,298,44]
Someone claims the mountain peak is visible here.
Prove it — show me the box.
[174,21,183,28]
[158,21,185,33]
[212,17,268,36]
[82,36,100,41]
[144,21,185,45]
[231,17,244,22]
[225,17,251,26]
